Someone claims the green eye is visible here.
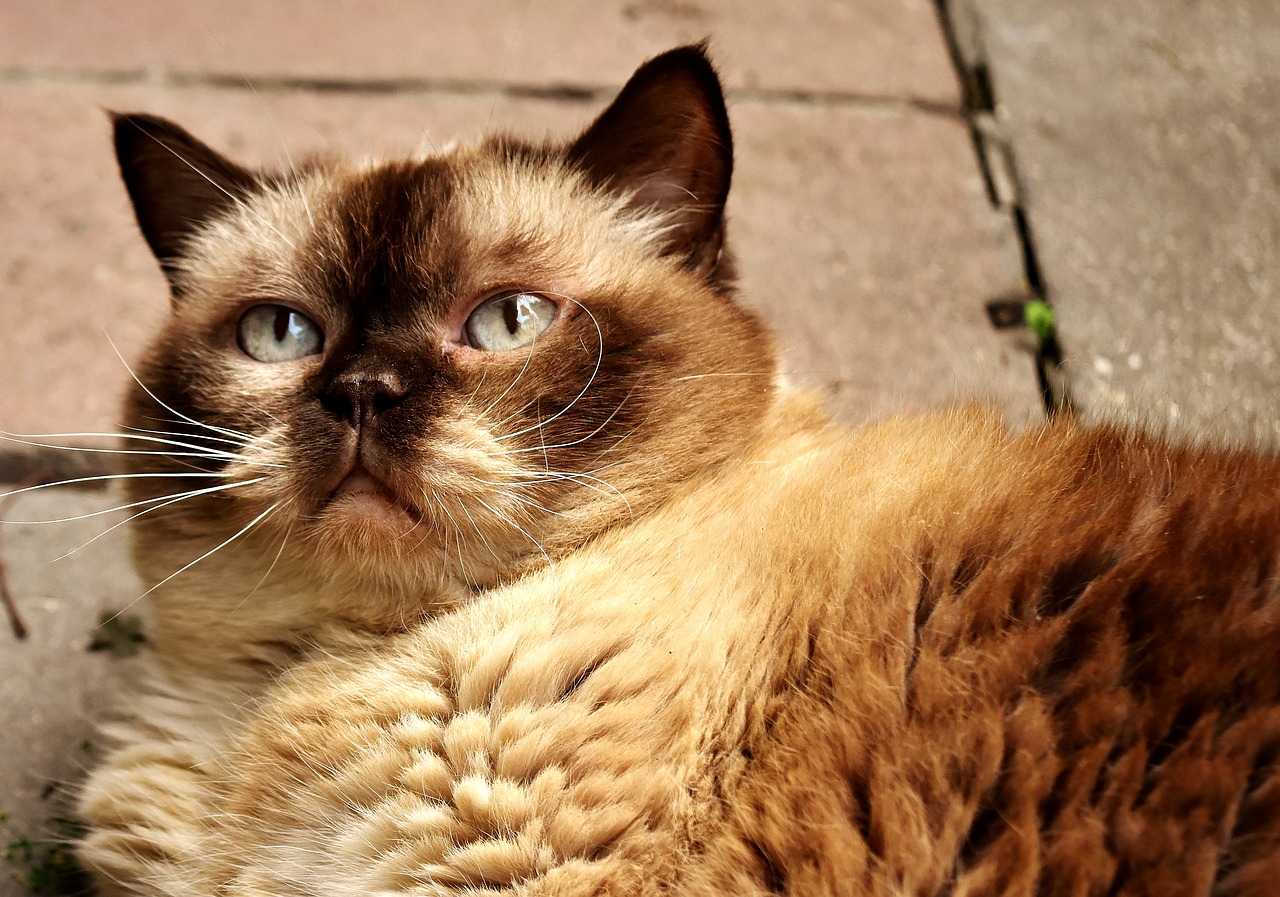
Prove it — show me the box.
[237,305,324,363]
[465,292,557,351]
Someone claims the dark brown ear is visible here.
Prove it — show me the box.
[111,112,256,291]
[567,44,733,277]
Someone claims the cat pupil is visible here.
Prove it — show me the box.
[503,298,519,335]
[273,308,290,342]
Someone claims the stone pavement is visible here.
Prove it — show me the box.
[0,1,1275,893]
[953,0,1280,442]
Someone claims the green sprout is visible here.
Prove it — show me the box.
[88,612,147,658]
[2,816,91,895]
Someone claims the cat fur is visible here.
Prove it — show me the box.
[76,46,1280,897]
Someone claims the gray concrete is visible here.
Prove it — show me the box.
[0,489,144,897]
[962,0,1280,442]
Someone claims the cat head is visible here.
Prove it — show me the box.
[113,45,777,617]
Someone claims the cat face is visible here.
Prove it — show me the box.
[114,46,776,600]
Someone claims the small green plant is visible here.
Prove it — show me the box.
[88,612,147,658]
[2,815,91,895]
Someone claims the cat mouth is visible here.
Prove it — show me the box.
[323,466,423,530]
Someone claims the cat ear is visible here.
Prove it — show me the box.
[567,44,733,277]
[111,112,257,290]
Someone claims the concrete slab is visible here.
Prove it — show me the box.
[965,0,1280,442]
[730,101,1034,422]
[0,81,1037,449]
[0,88,166,443]
[0,487,145,897]
[0,0,960,106]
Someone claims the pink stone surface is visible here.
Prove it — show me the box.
[730,102,1032,423]
[0,82,1032,440]
[0,0,960,104]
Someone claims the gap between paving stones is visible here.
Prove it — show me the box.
[934,0,1072,416]
[0,66,965,118]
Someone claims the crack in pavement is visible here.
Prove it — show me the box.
[933,0,1073,418]
[0,65,963,118]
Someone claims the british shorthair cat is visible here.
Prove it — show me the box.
[75,45,1280,896]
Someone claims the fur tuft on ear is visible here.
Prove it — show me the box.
[111,112,256,294]
[567,44,734,280]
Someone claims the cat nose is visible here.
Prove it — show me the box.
[321,368,407,428]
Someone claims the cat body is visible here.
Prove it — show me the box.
[76,47,1280,896]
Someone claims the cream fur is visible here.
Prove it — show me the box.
[81,48,1280,897]
[78,394,959,895]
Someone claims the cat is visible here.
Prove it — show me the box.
[74,44,1280,896]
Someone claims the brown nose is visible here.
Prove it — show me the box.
[322,367,407,429]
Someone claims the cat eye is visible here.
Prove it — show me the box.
[236,304,324,363]
[464,292,557,352]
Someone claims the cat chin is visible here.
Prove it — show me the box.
[326,490,421,529]
[306,493,432,560]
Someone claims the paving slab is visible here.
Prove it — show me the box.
[0,80,1037,447]
[730,100,1033,422]
[0,0,960,106]
[0,488,145,897]
[964,0,1280,442]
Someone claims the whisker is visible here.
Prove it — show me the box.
[456,498,504,567]
[486,383,637,458]
[50,478,269,559]
[489,393,544,434]
[123,121,298,248]
[124,423,279,450]
[496,299,604,443]
[106,334,266,445]
[537,397,550,472]
[234,520,294,610]
[474,496,558,592]
[120,502,282,612]
[494,489,567,519]
[0,471,232,503]
[477,330,540,421]
[477,469,633,516]
[459,365,489,416]
[428,491,471,586]
[0,432,282,468]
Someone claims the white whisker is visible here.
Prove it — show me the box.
[456,498,504,567]
[487,383,637,458]
[459,366,489,416]
[483,467,632,513]
[106,333,266,445]
[50,478,269,559]
[428,491,470,585]
[133,503,281,603]
[234,520,294,610]
[0,431,281,467]
[0,471,231,504]
[496,300,604,443]
[477,331,540,421]
[495,489,567,519]
[124,423,278,450]
[125,121,298,248]
[476,496,557,575]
